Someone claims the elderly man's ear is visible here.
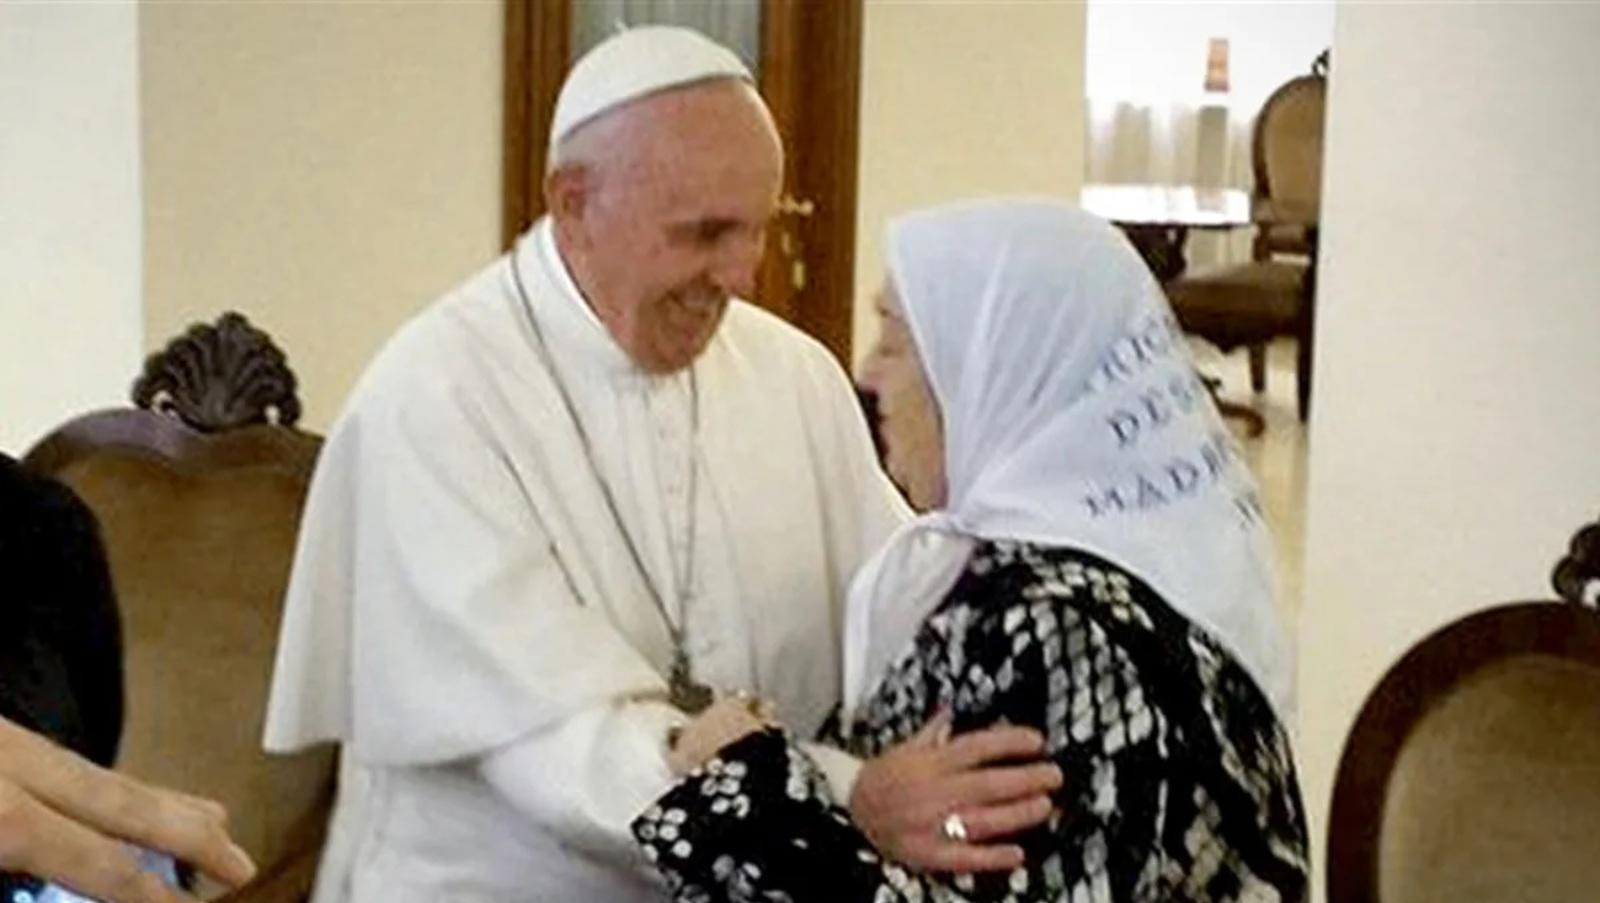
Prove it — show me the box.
[545,165,591,225]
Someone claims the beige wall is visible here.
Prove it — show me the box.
[140,0,503,431]
[1,3,144,454]
[852,0,1087,366]
[1299,3,1600,893]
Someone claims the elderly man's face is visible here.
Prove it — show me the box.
[551,81,782,373]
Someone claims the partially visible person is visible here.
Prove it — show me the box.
[0,452,122,768]
[0,453,256,903]
[634,201,1308,901]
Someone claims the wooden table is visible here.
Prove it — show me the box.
[1081,184,1252,282]
[1081,183,1265,434]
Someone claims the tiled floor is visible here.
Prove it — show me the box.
[1199,338,1311,617]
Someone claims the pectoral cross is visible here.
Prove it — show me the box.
[668,645,715,714]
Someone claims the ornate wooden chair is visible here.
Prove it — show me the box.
[23,313,333,902]
[1326,514,1600,902]
[1167,54,1327,421]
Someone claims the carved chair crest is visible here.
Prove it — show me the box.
[1555,515,1600,609]
[131,312,301,432]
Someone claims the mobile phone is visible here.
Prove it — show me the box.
[17,850,179,903]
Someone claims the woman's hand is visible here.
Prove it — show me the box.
[666,696,775,777]
[0,716,257,903]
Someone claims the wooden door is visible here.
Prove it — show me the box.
[503,0,863,365]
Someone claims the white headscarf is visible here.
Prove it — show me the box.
[842,200,1294,721]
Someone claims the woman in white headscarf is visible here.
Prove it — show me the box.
[632,201,1308,901]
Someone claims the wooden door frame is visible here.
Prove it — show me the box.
[501,0,862,365]
[502,0,569,250]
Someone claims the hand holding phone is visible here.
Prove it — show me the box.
[0,718,256,903]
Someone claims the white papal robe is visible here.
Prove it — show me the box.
[262,219,908,902]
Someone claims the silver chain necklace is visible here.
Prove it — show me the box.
[510,252,716,714]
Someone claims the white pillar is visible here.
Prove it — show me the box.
[1299,3,1600,898]
[0,2,144,454]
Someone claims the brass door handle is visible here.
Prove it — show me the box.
[777,195,816,218]
[774,196,816,292]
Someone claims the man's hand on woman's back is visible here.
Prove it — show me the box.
[849,713,1063,874]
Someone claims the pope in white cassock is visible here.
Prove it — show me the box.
[262,26,1058,903]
